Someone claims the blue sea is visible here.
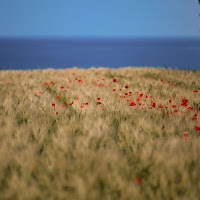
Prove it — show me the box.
[0,37,200,71]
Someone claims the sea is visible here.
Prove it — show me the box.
[0,37,200,71]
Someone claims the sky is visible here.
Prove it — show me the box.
[0,0,200,38]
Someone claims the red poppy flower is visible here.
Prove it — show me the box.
[69,102,74,105]
[120,96,125,98]
[188,107,194,111]
[130,102,136,106]
[80,106,84,108]
[181,103,187,107]
[51,81,55,85]
[56,96,60,99]
[52,103,55,107]
[97,98,100,100]
[145,96,148,98]
[97,102,101,105]
[139,93,143,98]
[113,78,117,82]
[98,83,102,87]
[61,87,64,89]
[125,93,128,95]
[136,99,140,102]
[183,133,189,139]
[182,99,188,104]
[195,113,198,117]
[64,102,66,105]
[194,126,200,131]
[181,99,188,107]
[193,90,198,93]
[8,82,10,85]
[44,82,49,86]
[151,103,156,107]
[172,105,176,108]
[192,118,197,120]
[159,105,163,108]
[39,91,42,94]
[135,178,142,184]
[56,112,58,115]
[169,100,172,103]
[125,85,129,89]
[83,103,88,105]
[113,89,116,91]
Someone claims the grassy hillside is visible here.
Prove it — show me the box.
[0,67,200,200]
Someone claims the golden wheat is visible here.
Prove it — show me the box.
[0,67,200,200]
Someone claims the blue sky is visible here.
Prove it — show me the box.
[0,0,199,37]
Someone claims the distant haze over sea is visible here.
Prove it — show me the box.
[0,37,200,71]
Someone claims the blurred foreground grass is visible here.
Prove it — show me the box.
[0,67,200,200]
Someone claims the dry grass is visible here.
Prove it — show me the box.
[0,67,200,200]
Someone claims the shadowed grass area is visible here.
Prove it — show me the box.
[0,67,200,200]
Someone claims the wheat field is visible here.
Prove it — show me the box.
[0,67,200,200]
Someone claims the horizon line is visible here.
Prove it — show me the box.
[0,35,200,40]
